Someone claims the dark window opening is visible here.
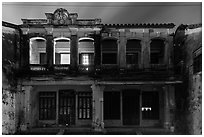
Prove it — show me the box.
[102,39,118,65]
[126,53,139,64]
[150,39,165,64]
[39,92,56,120]
[40,53,47,65]
[79,53,94,65]
[102,53,117,64]
[193,54,202,73]
[78,92,92,119]
[104,92,120,120]
[142,91,159,120]
[126,39,141,65]
[150,53,160,64]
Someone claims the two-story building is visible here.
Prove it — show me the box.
[3,8,183,133]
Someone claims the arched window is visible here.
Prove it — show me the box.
[54,37,70,64]
[78,37,94,65]
[30,37,46,64]
[150,39,165,64]
[126,39,141,65]
[101,38,118,64]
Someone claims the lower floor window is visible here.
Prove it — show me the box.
[78,92,92,119]
[39,92,56,120]
[142,91,159,120]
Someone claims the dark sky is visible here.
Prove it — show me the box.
[2,2,202,26]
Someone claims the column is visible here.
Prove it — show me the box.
[91,84,105,131]
[163,86,170,129]
[70,35,78,72]
[143,38,150,69]
[46,35,53,67]
[93,34,101,67]
[119,31,126,69]
[21,34,29,70]
[21,86,33,130]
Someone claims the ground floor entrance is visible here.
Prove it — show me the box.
[58,90,75,126]
[122,90,140,125]
[24,83,176,129]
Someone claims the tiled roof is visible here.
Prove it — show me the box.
[103,23,175,28]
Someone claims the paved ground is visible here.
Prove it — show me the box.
[16,127,175,135]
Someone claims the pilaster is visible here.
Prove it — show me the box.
[91,84,105,131]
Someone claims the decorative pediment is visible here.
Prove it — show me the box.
[22,8,101,26]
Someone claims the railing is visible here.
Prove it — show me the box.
[150,64,167,70]
[53,65,70,72]
[24,63,175,79]
[78,64,94,74]
[30,64,47,71]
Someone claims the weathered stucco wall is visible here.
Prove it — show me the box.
[183,27,202,135]
[2,73,16,134]
[2,26,20,134]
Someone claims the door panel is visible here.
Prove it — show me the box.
[58,90,75,125]
[123,90,140,125]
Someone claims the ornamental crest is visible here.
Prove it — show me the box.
[53,8,70,25]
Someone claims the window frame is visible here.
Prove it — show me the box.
[101,38,118,65]
[78,92,92,120]
[39,92,56,120]
[54,37,70,65]
[150,39,165,65]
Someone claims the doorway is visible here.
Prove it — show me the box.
[122,90,140,125]
[58,90,75,125]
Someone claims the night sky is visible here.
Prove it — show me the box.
[2,2,202,26]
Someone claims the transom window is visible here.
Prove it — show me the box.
[101,39,118,64]
[78,92,92,119]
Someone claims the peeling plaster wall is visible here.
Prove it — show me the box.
[2,73,16,134]
[2,26,20,134]
[184,27,202,135]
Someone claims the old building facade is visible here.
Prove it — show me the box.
[3,8,201,134]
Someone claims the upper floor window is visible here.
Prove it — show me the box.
[193,53,202,74]
[30,37,46,65]
[78,37,94,65]
[126,39,141,65]
[101,38,118,64]
[150,39,165,64]
[54,37,70,65]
